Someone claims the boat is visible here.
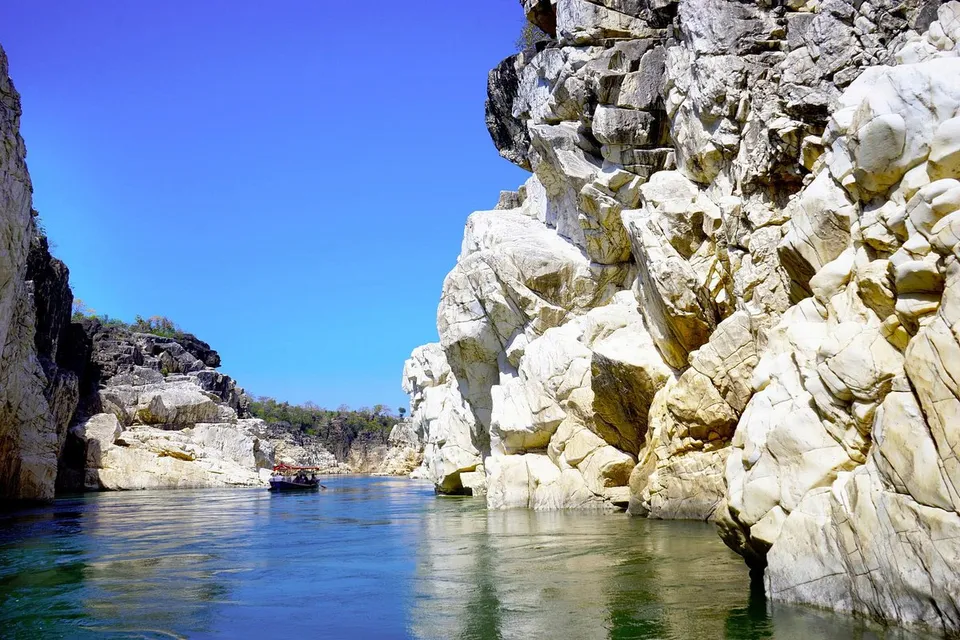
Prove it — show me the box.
[268,464,326,491]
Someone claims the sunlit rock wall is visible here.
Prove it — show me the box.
[58,322,278,491]
[403,0,960,631]
[717,28,960,631]
[0,45,81,502]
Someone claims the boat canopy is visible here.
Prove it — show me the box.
[272,464,325,473]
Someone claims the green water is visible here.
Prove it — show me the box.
[0,476,934,639]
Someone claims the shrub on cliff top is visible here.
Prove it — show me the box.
[516,20,550,51]
[131,315,181,339]
[71,301,186,340]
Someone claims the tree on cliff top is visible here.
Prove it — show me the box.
[516,20,551,51]
[72,298,94,320]
[132,315,181,339]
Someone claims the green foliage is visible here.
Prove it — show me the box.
[248,397,399,460]
[33,210,47,238]
[515,20,550,51]
[32,209,58,252]
[131,315,182,339]
[72,298,93,322]
[71,302,186,340]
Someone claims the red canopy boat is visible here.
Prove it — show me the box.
[268,464,326,491]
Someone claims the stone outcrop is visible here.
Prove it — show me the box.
[66,413,271,490]
[402,0,960,632]
[373,418,424,476]
[57,321,279,491]
[401,343,484,493]
[259,421,348,473]
[58,320,378,486]
[717,41,960,631]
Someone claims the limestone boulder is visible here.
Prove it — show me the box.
[482,291,671,509]
[438,177,631,429]
[778,172,855,302]
[68,413,272,491]
[486,452,607,510]
[633,313,769,521]
[555,0,659,45]
[133,385,220,426]
[99,381,220,427]
[70,413,122,476]
[623,204,718,368]
[929,116,960,181]
[590,322,672,454]
[403,344,483,494]
[826,58,960,198]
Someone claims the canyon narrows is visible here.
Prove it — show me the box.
[2,0,960,633]
[399,0,960,632]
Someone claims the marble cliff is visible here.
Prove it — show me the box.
[401,0,960,632]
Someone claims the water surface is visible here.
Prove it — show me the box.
[0,477,934,639]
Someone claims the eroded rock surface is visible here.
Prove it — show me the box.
[55,320,282,490]
[718,44,960,631]
[402,0,960,631]
[374,418,424,476]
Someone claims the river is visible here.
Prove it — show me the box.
[0,476,935,639]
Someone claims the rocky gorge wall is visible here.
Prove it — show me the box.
[401,0,960,632]
[46,316,375,492]
[0,46,81,502]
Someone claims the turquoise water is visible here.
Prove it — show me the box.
[0,476,933,639]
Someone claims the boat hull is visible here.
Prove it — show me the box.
[269,479,320,491]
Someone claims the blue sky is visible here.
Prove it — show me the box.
[0,1,529,412]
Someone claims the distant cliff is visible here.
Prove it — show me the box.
[55,317,278,491]
[246,398,414,473]
[52,314,406,490]
[400,0,960,633]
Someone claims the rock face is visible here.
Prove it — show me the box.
[404,0,960,632]
[57,321,277,491]
[0,46,83,502]
[67,413,271,490]
[718,47,960,631]
[258,421,347,474]
[373,418,424,476]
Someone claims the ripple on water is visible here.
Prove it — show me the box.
[0,477,942,639]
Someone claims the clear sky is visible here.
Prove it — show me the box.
[0,1,530,412]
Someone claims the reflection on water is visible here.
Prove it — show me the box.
[408,499,930,640]
[0,478,937,639]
